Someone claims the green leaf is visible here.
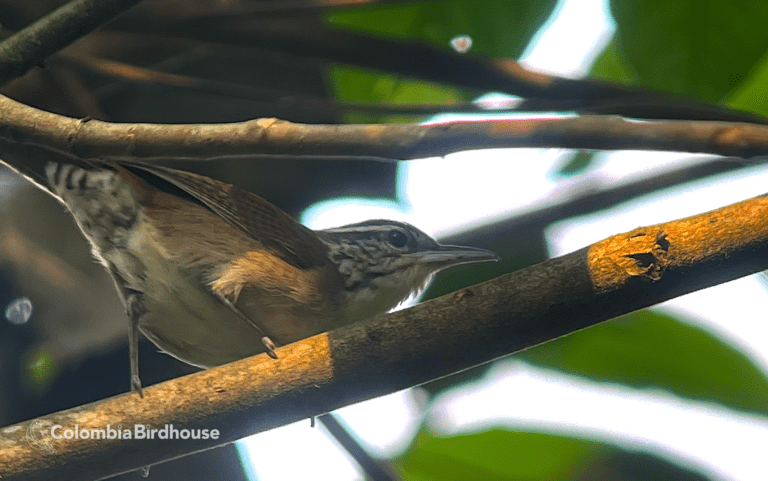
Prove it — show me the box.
[555,151,599,177]
[609,0,768,102]
[589,37,637,83]
[325,0,558,122]
[518,310,768,416]
[395,430,710,480]
[396,430,600,480]
[327,67,464,123]
[725,50,768,117]
[327,0,558,59]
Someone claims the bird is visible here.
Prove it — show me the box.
[3,157,499,395]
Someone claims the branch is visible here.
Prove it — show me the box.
[13,0,757,128]
[111,16,765,124]
[1,95,768,167]
[2,191,768,480]
[0,0,146,85]
[317,413,400,481]
[51,52,508,118]
[442,157,756,251]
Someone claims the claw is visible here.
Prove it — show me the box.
[131,374,144,398]
[262,336,278,359]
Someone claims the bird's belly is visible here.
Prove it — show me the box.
[138,290,267,368]
[138,279,334,368]
[110,216,267,368]
[129,250,266,367]
[123,217,335,368]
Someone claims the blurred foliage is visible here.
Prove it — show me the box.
[396,430,602,480]
[324,0,557,123]
[597,0,768,118]
[726,51,768,117]
[518,310,768,416]
[395,430,711,480]
[590,37,636,84]
[609,0,768,103]
[327,68,463,123]
[327,0,556,58]
[554,151,599,177]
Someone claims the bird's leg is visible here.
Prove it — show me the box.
[216,293,279,359]
[124,292,151,475]
[126,292,145,397]
[104,263,146,397]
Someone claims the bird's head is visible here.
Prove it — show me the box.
[317,220,499,322]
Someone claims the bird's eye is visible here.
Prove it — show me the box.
[388,229,408,248]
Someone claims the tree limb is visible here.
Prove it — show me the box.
[2,191,768,480]
[1,94,768,166]
[0,0,146,85]
[112,16,765,124]
[51,52,511,118]
[442,157,755,251]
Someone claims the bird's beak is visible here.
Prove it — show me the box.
[413,244,500,270]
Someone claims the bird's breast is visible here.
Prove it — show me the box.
[136,196,343,367]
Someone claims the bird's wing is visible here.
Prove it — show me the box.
[115,161,330,270]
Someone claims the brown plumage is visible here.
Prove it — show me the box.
[44,161,345,377]
[6,158,498,395]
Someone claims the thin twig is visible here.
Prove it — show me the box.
[317,413,400,481]
[52,53,512,118]
[442,157,757,250]
[107,16,767,125]
[0,0,146,85]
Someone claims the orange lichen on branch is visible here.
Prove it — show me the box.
[588,193,768,291]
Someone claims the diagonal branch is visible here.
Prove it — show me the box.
[51,52,511,118]
[317,413,400,481]
[0,0,146,85]
[2,191,768,480]
[442,157,755,243]
[113,16,765,124]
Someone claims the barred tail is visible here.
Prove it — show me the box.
[0,143,92,199]
[40,162,141,255]
[45,162,89,199]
